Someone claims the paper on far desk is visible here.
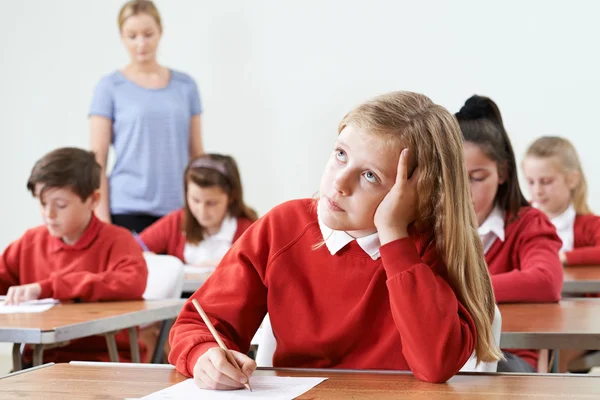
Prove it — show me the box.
[184,265,216,274]
[135,376,327,400]
[0,297,58,314]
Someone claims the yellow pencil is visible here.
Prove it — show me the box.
[191,299,253,391]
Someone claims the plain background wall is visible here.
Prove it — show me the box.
[1,0,599,250]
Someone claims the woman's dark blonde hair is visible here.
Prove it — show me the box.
[183,154,258,244]
[118,0,162,31]
[525,136,591,215]
[339,91,502,364]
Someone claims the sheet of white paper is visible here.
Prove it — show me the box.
[0,298,59,314]
[184,265,215,274]
[135,376,327,400]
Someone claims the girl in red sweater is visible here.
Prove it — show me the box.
[139,154,257,268]
[523,136,600,266]
[169,91,501,387]
[456,95,563,373]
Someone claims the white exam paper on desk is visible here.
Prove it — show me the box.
[0,297,59,314]
[133,376,327,400]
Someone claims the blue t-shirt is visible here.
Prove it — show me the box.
[89,70,202,216]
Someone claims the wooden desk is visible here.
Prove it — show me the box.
[2,363,600,399]
[0,300,184,369]
[563,266,600,295]
[500,299,600,349]
[182,272,211,293]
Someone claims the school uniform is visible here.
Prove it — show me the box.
[0,214,148,363]
[479,205,563,371]
[138,209,254,264]
[550,205,600,266]
[169,198,477,383]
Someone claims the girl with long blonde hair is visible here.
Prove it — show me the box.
[523,136,600,266]
[169,91,501,387]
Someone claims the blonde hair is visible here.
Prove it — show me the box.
[339,91,502,363]
[118,0,162,31]
[525,136,591,215]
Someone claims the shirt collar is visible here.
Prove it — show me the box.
[550,204,576,231]
[208,215,238,241]
[478,205,505,243]
[49,213,102,253]
[317,199,381,260]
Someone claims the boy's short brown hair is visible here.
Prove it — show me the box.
[26,147,101,201]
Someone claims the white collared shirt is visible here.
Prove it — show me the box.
[317,199,381,260]
[183,216,238,265]
[549,204,576,252]
[478,206,505,254]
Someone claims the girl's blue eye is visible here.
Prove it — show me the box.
[364,171,378,183]
[335,149,347,162]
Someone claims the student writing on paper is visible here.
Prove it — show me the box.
[456,95,563,372]
[523,136,600,267]
[138,154,257,269]
[523,136,600,373]
[169,91,502,387]
[0,147,148,364]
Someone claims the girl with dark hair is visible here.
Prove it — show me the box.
[457,95,563,373]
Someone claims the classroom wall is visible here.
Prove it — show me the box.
[1,0,599,250]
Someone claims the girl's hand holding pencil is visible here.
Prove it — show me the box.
[191,299,256,391]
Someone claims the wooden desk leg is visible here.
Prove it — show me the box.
[12,343,22,372]
[104,332,120,362]
[127,327,141,363]
[152,319,174,364]
[32,344,44,366]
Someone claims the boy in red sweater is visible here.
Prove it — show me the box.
[169,92,502,387]
[0,147,148,363]
[457,96,563,372]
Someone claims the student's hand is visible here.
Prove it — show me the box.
[193,347,256,390]
[559,252,567,265]
[374,148,419,245]
[4,283,42,305]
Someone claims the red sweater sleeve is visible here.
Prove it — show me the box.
[492,213,563,303]
[565,215,600,266]
[38,232,148,301]
[0,238,22,294]
[139,211,181,255]
[380,238,475,383]
[168,217,269,377]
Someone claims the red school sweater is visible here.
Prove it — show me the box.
[564,214,600,266]
[168,199,477,384]
[138,209,254,262]
[0,214,148,363]
[485,206,563,369]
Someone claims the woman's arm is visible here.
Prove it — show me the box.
[189,115,204,158]
[90,116,113,223]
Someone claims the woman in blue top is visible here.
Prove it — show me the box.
[89,0,203,233]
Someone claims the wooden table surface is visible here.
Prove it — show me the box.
[0,299,184,344]
[563,265,600,294]
[182,272,211,293]
[500,298,600,349]
[2,363,600,399]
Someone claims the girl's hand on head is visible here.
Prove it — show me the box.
[374,148,419,245]
[193,347,256,391]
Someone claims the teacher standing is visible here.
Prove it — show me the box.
[89,0,203,233]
